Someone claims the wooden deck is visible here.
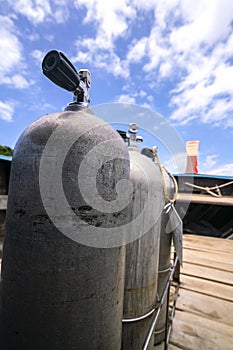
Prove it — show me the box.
[167,234,233,350]
[0,234,233,349]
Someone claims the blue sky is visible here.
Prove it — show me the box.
[0,0,233,175]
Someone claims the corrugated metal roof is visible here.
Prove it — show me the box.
[0,155,12,162]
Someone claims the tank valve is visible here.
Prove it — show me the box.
[42,50,91,107]
[128,123,143,146]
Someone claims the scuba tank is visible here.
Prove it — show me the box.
[119,125,164,350]
[0,50,130,350]
[142,146,180,346]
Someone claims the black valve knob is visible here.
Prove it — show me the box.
[42,50,80,92]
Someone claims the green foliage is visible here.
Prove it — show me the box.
[0,145,13,157]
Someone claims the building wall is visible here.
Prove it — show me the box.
[0,210,6,241]
[0,159,11,195]
[0,159,11,243]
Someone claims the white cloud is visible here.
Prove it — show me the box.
[201,154,218,172]
[4,0,233,128]
[27,32,40,41]
[2,75,33,89]
[159,62,173,78]
[11,75,33,89]
[8,0,51,25]
[31,49,46,64]
[21,0,230,129]
[72,0,136,78]
[0,101,14,122]
[147,95,154,103]
[6,0,70,25]
[164,152,233,175]
[208,163,233,176]
[198,154,233,176]
[127,38,147,63]
[139,90,147,98]
[118,1,233,128]
[75,0,136,41]
[44,34,55,42]
[117,94,136,104]
[141,102,152,110]
[53,6,70,23]
[168,2,233,126]
[142,27,169,73]
[116,88,154,107]
[0,16,22,78]
[73,38,130,78]
[169,53,233,126]
[0,15,33,89]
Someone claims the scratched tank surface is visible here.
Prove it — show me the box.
[120,126,164,350]
[154,169,174,345]
[0,108,130,350]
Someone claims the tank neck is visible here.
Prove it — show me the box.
[64,102,89,111]
[116,124,143,151]
[128,124,143,151]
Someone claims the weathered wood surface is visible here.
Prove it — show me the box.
[1,234,233,349]
[176,289,233,326]
[183,234,233,254]
[183,249,233,272]
[182,262,233,285]
[180,274,233,302]
[156,342,182,350]
[168,234,233,350]
[170,310,233,350]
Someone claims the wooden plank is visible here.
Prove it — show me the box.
[184,233,233,244]
[177,192,233,206]
[181,262,233,285]
[183,244,233,258]
[183,249,233,272]
[168,345,183,350]
[183,245,233,264]
[183,235,233,253]
[176,288,233,326]
[155,343,183,350]
[180,274,233,302]
[170,309,233,350]
[169,234,233,349]
[183,239,233,255]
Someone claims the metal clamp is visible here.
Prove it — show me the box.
[122,305,156,323]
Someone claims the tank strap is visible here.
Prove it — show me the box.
[152,147,178,204]
[158,266,171,274]
[122,306,156,323]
